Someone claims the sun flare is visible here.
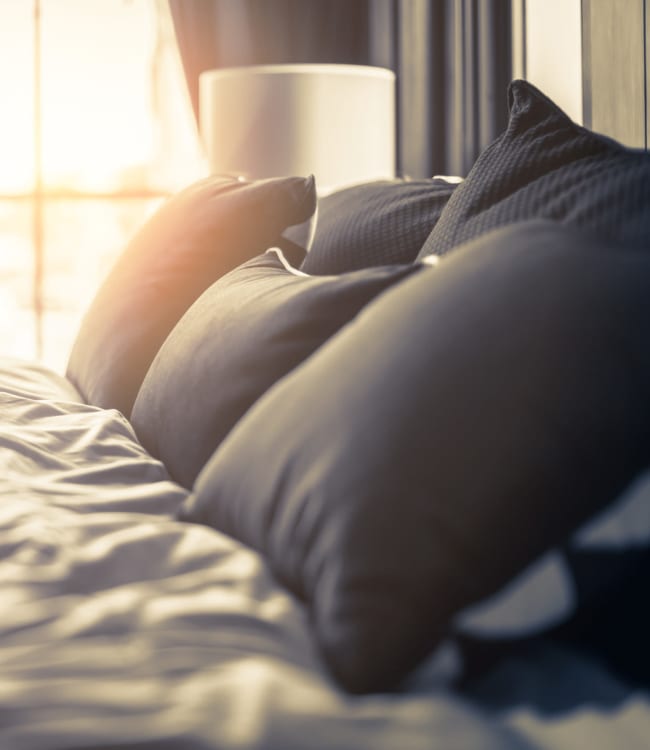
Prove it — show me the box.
[0,0,200,194]
[0,0,203,370]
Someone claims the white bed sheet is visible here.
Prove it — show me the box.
[0,358,646,750]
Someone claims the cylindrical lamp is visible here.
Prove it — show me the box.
[199,64,396,194]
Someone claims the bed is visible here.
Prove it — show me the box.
[2,7,650,749]
[2,346,649,749]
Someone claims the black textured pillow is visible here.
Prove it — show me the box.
[301,178,459,274]
[417,79,650,259]
[66,175,316,417]
[180,221,650,694]
[132,249,421,488]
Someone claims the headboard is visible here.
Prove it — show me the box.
[512,0,648,149]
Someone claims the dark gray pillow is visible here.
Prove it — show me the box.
[301,178,458,274]
[132,249,421,488]
[417,79,650,259]
[180,221,650,694]
[66,175,316,417]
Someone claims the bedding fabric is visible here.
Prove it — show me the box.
[417,79,650,259]
[66,174,316,418]
[0,357,648,748]
[131,248,421,488]
[182,220,650,694]
[301,177,458,274]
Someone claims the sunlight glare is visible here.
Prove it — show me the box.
[0,3,35,192]
[0,0,205,370]
[40,0,157,191]
[0,0,202,193]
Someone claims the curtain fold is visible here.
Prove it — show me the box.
[169,0,511,179]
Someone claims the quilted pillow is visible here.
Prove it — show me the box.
[417,79,650,259]
[180,220,650,694]
[132,249,421,488]
[301,177,459,274]
[66,174,316,417]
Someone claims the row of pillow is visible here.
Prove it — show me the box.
[65,171,464,420]
[67,79,650,420]
[65,79,650,693]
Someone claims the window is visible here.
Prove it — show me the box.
[0,0,204,372]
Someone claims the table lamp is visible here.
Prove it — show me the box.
[199,64,396,196]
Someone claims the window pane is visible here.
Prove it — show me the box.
[0,202,37,361]
[40,0,204,193]
[0,4,35,193]
[0,0,204,370]
[42,198,164,373]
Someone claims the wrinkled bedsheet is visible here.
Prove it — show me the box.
[0,357,647,750]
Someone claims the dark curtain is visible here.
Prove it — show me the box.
[386,0,512,176]
[169,0,511,178]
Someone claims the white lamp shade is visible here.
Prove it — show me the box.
[199,64,395,194]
